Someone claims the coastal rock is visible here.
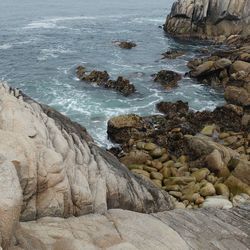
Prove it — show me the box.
[164,0,250,40]
[161,50,185,59]
[0,83,174,223]
[76,67,136,96]
[225,86,250,106]
[153,70,182,90]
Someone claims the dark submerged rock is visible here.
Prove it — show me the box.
[153,70,182,90]
[114,41,137,49]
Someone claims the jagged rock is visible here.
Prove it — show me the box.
[76,67,136,96]
[164,0,250,40]
[153,70,182,90]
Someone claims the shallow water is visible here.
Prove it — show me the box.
[0,0,224,146]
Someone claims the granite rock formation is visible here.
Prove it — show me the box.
[164,0,250,41]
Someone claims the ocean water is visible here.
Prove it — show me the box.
[0,0,224,147]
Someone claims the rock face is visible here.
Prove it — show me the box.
[164,0,250,40]
[0,83,173,222]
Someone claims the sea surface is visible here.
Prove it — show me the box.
[0,0,225,147]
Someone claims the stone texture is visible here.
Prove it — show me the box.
[164,0,250,40]
[0,83,173,223]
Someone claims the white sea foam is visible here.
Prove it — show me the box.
[38,47,75,61]
[0,43,12,50]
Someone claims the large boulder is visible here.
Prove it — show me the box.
[0,83,173,223]
[164,0,250,41]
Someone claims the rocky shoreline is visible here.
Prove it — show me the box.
[106,0,250,211]
[0,0,250,249]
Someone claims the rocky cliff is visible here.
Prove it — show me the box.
[0,83,249,250]
[164,0,250,41]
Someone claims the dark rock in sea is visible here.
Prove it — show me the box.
[76,66,136,96]
[76,65,86,79]
[164,0,250,41]
[81,70,110,83]
[106,76,136,97]
[153,70,182,90]
[156,101,189,118]
[114,41,137,49]
[161,50,185,59]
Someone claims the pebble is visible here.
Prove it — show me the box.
[144,143,157,151]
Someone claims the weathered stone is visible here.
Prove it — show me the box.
[131,169,150,178]
[153,70,182,90]
[121,150,152,166]
[191,168,210,182]
[151,160,162,170]
[163,185,180,192]
[200,183,216,197]
[150,172,164,181]
[224,175,250,196]
[201,196,233,209]
[164,0,250,40]
[162,167,172,178]
[215,183,230,197]
[164,176,196,186]
[150,147,164,158]
[144,143,157,151]
[169,191,182,198]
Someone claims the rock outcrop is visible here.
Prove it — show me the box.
[164,0,250,41]
[0,83,250,249]
[76,66,136,96]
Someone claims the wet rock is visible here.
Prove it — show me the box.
[106,76,136,97]
[80,69,110,83]
[161,50,185,59]
[153,70,182,90]
[201,196,233,209]
[107,114,148,144]
[114,41,137,49]
[76,65,86,79]
[156,100,188,118]
[76,67,136,96]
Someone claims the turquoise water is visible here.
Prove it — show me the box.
[0,0,224,146]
